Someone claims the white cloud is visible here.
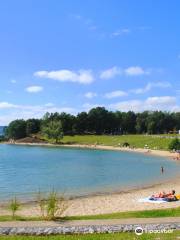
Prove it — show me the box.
[100,66,121,79]
[0,102,17,109]
[146,96,176,106]
[124,66,149,76]
[109,96,177,112]
[26,86,43,93]
[104,90,128,99]
[34,69,94,84]
[44,103,55,107]
[100,66,150,79]
[84,92,97,99]
[131,82,171,94]
[0,102,77,125]
[110,100,142,112]
[112,28,131,37]
[82,103,103,111]
[11,79,17,84]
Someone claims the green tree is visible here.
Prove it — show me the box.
[41,120,63,143]
[87,107,109,134]
[75,112,88,134]
[122,111,136,134]
[26,119,41,135]
[5,120,27,140]
[169,138,180,151]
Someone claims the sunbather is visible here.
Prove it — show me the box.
[151,190,175,198]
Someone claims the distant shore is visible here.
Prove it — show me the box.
[4,140,179,160]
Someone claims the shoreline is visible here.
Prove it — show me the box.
[3,141,179,159]
[0,176,179,217]
[0,141,179,216]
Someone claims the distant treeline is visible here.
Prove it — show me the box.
[5,107,180,140]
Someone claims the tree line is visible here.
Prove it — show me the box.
[5,107,180,140]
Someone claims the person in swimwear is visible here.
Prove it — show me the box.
[151,190,175,198]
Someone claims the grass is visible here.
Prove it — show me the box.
[65,207,180,220]
[0,232,179,240]
[0,207,179,222]
[61,134,178,150]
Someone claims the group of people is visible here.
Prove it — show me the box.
[150,190,178,201]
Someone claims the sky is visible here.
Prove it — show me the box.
[0,0,180,125]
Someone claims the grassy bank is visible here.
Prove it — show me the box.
[0,232,179,240]
[0,207,179,222]
[61,134,177,150]
[66,207,180,220]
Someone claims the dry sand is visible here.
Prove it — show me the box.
[0,142,179,217]
[0,177,179,217]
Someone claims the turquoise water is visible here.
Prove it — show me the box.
[0,144,179,200]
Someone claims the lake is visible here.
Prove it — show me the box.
[0,144,179,200]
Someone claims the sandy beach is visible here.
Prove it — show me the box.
[0,142,179,217]
[8,141,180,159]
[0,177,179,217]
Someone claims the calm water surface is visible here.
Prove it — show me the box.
[0,144,179,200]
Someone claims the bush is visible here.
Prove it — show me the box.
[168,138,180,151]
[122,142,130,147]
[37,190,68,220]
[8,197,20,219]
[37,190,46,218]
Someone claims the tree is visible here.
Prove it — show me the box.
[135,111,149,134]
[87,107,109,134]
[26,119,41,135]
[75,112,88,134]
[5,120,27,140]
[169,138,180,151]
[122,111,136,134]
[5,108,180,138]
[58,112,76,135]
[41,120,63,143]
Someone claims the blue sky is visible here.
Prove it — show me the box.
[0,0,180,125]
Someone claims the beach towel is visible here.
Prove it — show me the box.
[138,197,167,203]
[138,196,179,203]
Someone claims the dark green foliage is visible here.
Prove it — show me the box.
[26,119,41,135]
[122,142,130,147]
[5,120,27,140]
[5,107,180,139]
[169,138,180,150]
[5,118,41,140]
[41,120,63,143]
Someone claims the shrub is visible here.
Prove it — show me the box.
[122,142,130,147]
[37,190,46,219]
[168,138,180,151]
[46,190,59,220]
[37,190,68,220]
[8,197,20,219]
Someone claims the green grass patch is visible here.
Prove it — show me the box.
[0,216,42,222]
[65,207,180,220]
[0,232,179,240]
[61,134,177,150]
[0,207,179,222]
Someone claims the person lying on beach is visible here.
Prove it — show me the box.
[151,190,175,198]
